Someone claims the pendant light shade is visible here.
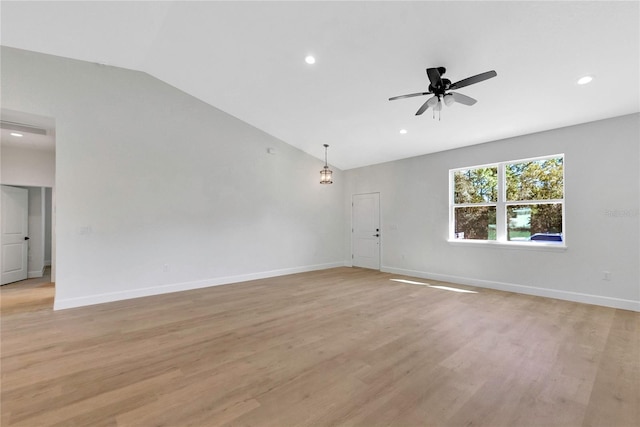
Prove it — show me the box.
[444,93,455,107]
[426,95,439,108]
[434,98,443,111]
[320,144,333,184]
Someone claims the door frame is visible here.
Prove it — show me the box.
[351,192,381,270]
[0,109,56,283]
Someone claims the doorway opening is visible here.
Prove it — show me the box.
[1,109,56,311]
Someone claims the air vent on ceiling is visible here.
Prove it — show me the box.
[0,120,48,136]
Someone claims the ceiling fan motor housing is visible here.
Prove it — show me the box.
[429,78,452,96]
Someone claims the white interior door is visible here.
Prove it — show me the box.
[2,185,29,285]
[352,192,380,270]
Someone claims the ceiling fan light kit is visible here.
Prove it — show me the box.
[389,67,497,120]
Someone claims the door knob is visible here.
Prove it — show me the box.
[373,234,380,237]
[24,236,30,240]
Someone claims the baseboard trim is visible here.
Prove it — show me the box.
[27,266,46,279]
[53,262,344,310]
[381,266,640,312]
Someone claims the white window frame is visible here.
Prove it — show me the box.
[449,154,566,250]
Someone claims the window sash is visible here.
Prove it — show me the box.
[450,154,564,243]
[504,199,564,205]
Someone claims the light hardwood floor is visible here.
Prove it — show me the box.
[0,268,54,316]
[1,267,638,426]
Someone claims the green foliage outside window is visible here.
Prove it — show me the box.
[506,158,563,201]
[453,167,498,240]
[507,203,563,240]
[455,206,496,240]
[454,167,498,204]
[452,156,564,242]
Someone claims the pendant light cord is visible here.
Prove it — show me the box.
[324,144,329,167]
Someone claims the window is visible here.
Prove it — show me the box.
[453,167,498,240]
[450,155,564,245]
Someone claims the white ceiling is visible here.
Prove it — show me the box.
[1,1,638,170]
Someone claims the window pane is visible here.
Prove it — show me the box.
[454,167,498,204]
[454,206,497,240]
[506,157,563,201]
[507,203,563,242]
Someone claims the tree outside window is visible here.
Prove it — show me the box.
[453,167,497,240]
[451,155,564,244]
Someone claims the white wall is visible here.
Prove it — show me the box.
[1,47,344,309]
[3,47,635,312]
[1,145,55,187]
[344,114,640,311]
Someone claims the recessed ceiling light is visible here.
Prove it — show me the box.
[399,129,408,134]
[577,76,593,85]
[305,55,316,65]
[10,132,23,137]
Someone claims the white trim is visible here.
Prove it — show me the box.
[53,262,344,310]
[447,239,567,251]
[27,266,46,278]
[381,266,640,312]
[449,153,565,173]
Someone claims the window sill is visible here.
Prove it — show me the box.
[447,239,567,252]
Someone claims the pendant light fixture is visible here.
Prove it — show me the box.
[320,144,333,184]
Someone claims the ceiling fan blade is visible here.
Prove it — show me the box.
[415,96,437,115]
[389,91,432,101]
[426,68,443,88]
[450,92,477,106]
[450,70,497,90]
[415,99,431,116]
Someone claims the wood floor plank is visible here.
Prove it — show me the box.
[582,309,640,426]
[1,267,638,426]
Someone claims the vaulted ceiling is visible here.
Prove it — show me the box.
[1,1,638,169]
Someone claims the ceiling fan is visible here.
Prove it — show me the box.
[389,67,497,117]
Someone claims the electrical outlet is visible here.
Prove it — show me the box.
[603,271,611,281]
[163,264,170,273]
